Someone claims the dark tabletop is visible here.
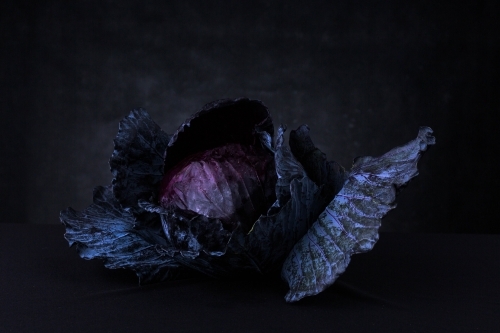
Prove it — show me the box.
[1,223,498,332]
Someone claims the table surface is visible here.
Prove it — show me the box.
[1,223,499,333]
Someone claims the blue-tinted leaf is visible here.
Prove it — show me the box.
[60,186,184,284]
[282,127,435,302]
[272,126,307,208]
[142,216,261,278]
[243,126,334,273]
[289,124,347,200]
[161,208,232,259]
[109,109,170,220]
[245,176,325,273]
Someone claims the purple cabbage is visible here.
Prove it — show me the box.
[60,98,435,301]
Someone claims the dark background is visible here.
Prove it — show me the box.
[1,0,499,233]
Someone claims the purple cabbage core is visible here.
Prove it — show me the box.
[159,143,276,232]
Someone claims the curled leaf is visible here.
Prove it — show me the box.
[282,127,435,302]
[244,125,346,272]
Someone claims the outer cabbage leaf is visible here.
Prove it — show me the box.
[244,126,340,273]
[282,127,435,302]
[109,109,170,222]
[139,200,232,259]
[245,177,323,273]
[60,186,183,284]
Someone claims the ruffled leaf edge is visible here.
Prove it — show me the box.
[281,127,435,302]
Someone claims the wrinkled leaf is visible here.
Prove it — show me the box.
[109,109,170,224]
[282,127,435,302]
[245,176,323,273]
[138,200,232,258]
[60,186,184,284]
[162,209,232,258]
[245,127,344,272]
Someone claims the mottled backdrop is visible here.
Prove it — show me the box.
[1,0,499,232]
